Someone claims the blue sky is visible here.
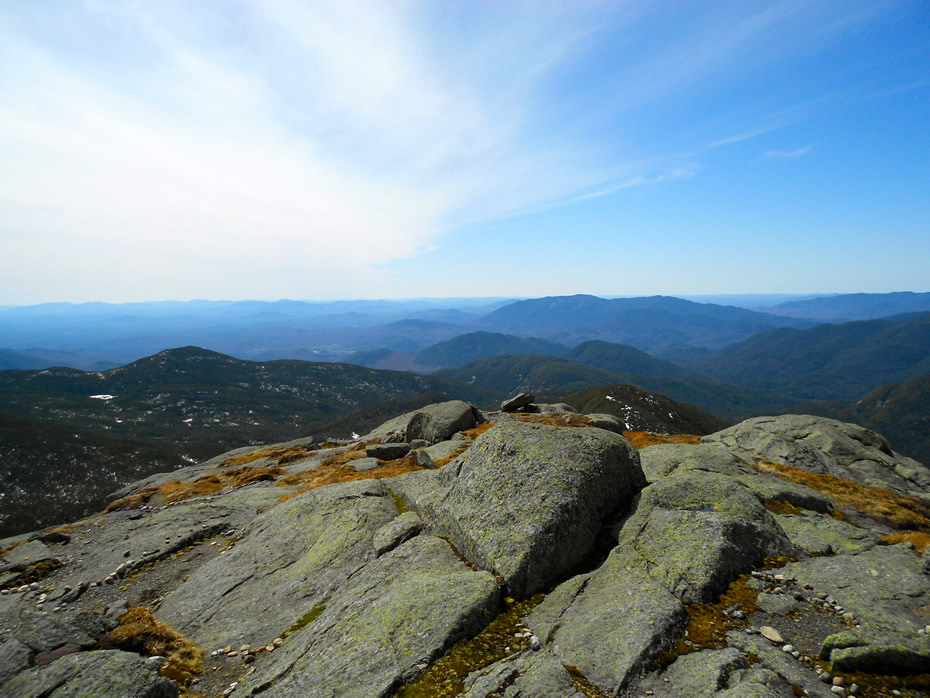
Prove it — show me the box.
[1,0,927,303]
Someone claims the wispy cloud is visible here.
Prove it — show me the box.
[764,145,815,160]
[0,0,907,301]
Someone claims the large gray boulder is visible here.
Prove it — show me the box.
[624,469,800,604]
[396,421,646,598]
[2,649,177,697]
[238,535,499,697]
[704,415,930,494]
[406,400,481,444]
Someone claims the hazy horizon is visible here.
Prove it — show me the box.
[2,2,928,304]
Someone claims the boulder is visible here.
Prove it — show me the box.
[397,420,645,597]
[704,415,930,494]
[11,609,95,653]
[584,413,624,434]
[406,401,481,444]
[366,443,411,461]
[2,649,177,698]
[0,638,33,687]
[623,469,800,604]
[238,535,499,697]
[501,393,535,412]
[463,647,584,697]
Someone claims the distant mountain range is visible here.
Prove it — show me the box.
[2,292,927,370]
[766,291,930,322]
[683,312,930,402]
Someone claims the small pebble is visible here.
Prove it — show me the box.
[240,644,251,653]
[782,644,794,653]
[833,677,845,687]
[830,687,845,696]
[265,644,274,653]
[272,638,283,647]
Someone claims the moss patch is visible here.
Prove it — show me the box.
[564,664,610,698]
[282,605,327,639]
[396,594,544,697]
[99,606,203,687]
[653,573,761,668]
[623,431,702,449]
[750,461,930,532]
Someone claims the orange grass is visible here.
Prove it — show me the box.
[511,413,591,427]
[462,423,495,440]
[276,456,429,504]
[750,460,930,532]
[105,465,286,512]
[221,444,314,467]
[623,432,702,449]
[881,531,930,555]
[100,607,203,687]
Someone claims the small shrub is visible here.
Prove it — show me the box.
[99,607,203,686]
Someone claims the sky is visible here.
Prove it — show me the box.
[1,0,928,304]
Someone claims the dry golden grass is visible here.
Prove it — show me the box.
[750,460,930,532]
[462,423,495,440]
[100,607,203,687]
[763,498,806,516]
[105,466,286,512]
[276,455,430,504]
[317,442,371,467]
[623,431,702,449]
[511,413,591,427]
[432,446,470,467]
[221,444,314,468]
[881,530,930,555]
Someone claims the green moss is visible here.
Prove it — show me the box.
[396,594,544,697]
[564,665,610,698]
[387,488,408,514]
[282,605,327,639]
[0,559,63,591]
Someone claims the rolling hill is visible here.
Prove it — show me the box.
[767,291,930,322]
[477,294,812,351]
[0,347,501,536]
[684,312,930,402]
[560,383,728,435]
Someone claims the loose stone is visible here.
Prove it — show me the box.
[760,626,784,644]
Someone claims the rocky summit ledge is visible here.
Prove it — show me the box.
[1,401,930,698]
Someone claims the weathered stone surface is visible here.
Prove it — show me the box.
[774,511,880,556]
[782,544,930,673]
[239,535,499,698]
[2,649,177,698]
[366,443,411,460]
[726,630,835,698]
[406,400,480,444]
[422,439,468,462]
[372,512,423,556]
[501,393,535,412]
[397,420,645,597]
[0,540,59,573]
[11,609,95,653]
[0,637,33,687]
[536,402,577,415]
[705,415,930,494]
[463,647,583,697]
[158,479,397,649]
[623,470,800,604]
[528,547,687,694]
[350,456,382,472]
[640,443,833,513]
[636,647,750,696]
[584,413,624,434]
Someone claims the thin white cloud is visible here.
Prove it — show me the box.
[764,145,814,160]
[0,0,906,302]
